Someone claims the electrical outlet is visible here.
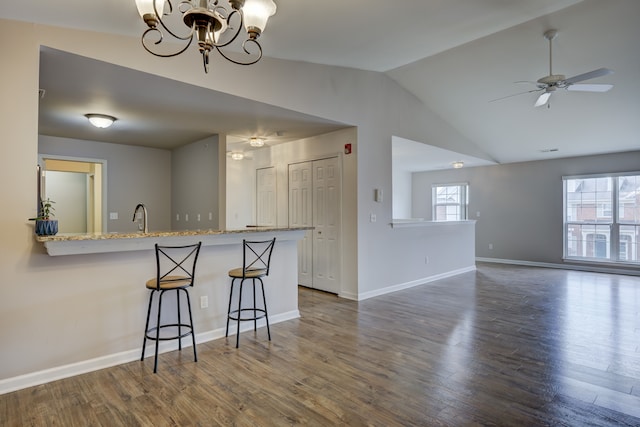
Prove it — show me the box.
[425,256,430,264]
[200,296,208,309]
[489,243,494,250]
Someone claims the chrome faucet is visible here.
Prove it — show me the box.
[132,203,148,233]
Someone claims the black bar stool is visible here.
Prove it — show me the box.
[141,242,201,373]
[226,238,276,348]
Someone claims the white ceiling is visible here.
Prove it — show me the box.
[2,0,638,168]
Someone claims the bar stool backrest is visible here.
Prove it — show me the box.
[153,242,202,290]
[242,238,276,279]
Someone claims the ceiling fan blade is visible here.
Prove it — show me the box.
[564,67,613,84]
[534,91,551,107]
[514,80,540,86]
[489,88,542,103]
[567,83,613,93]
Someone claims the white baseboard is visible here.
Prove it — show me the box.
[356,265,477,301]
[0,309,299,395]
[476,257,640,276]
[338,291,358,301]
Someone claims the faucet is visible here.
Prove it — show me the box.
[132,203,148,233]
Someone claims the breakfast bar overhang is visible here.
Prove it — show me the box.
[35,226,311,256]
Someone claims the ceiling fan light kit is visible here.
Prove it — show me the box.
[134,0,277,73]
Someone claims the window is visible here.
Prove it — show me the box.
[564,173,640,264]
[432,183,468,221]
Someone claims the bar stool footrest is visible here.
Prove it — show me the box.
[145,323,194,341]
[228,308,267,322]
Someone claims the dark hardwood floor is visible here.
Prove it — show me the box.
[2,263,640,426]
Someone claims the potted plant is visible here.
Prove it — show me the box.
[29,198,58,236]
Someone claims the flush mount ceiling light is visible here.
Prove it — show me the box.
[452,161,464,169]
[230,151,245,160]
[134,0,277,74]
[85,114,117,129]
[249,137,265,147]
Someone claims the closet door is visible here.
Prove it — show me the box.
[312,157,341,294]
[288,162,313,287]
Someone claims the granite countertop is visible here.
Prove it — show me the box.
[35,226,313,242]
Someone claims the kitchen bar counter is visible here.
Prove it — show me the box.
[35,227,312,256]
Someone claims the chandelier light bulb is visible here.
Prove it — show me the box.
[243,0,277,37]
[134,0,164,27]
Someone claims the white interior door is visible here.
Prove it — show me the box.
[288,162,313,287]
[256,167,276,226]
[288,157,341,293]
[312,157,341,294]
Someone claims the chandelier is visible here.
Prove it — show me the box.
[134,0,277,73]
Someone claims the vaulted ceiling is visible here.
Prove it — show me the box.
[2,0,638,167]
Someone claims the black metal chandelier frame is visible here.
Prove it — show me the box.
[140,0,267,73]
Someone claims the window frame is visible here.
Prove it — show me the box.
[431,182,469,221]
[563,172,640,265]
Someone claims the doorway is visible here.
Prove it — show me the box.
[39,156,106,233]
[256,166,276,226]
[288,157,341,294]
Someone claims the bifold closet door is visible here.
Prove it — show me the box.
[288,162,313,287]
[288,157,341,293]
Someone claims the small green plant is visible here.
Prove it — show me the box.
[29,198,55,221]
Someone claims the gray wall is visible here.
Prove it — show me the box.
[39,135,172,232]
[171,135,219,230]
[412,150,640,272]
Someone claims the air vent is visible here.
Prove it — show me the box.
[540,148,559,153]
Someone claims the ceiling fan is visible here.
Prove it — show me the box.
[493,29,613,108]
